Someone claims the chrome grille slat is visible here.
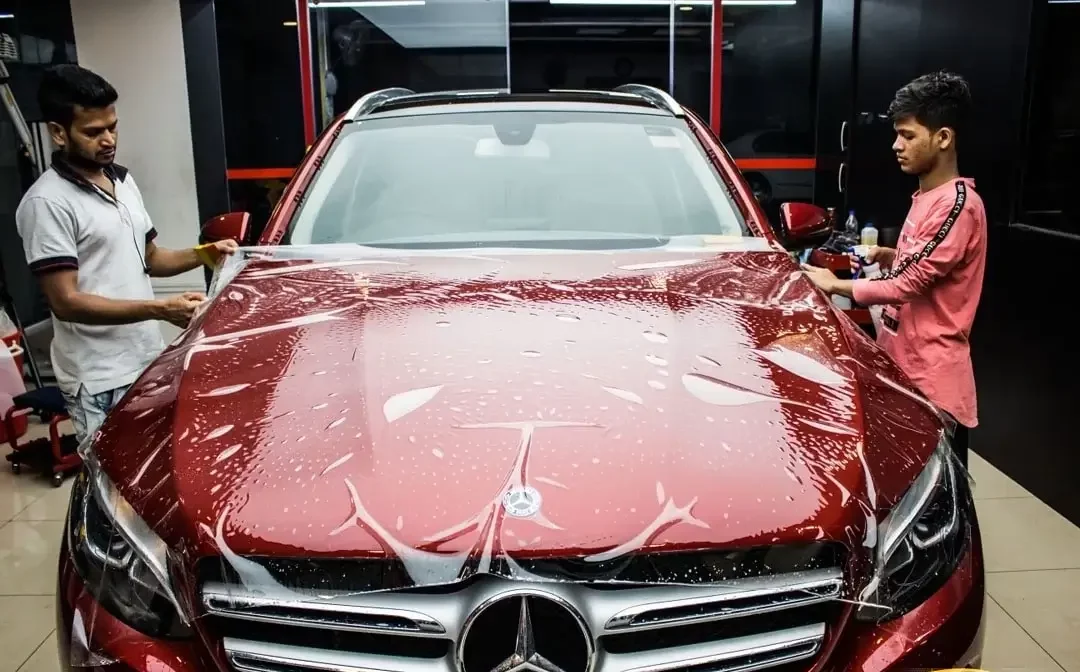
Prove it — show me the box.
[203,584,446,636]
[208,568,842,672]
[602,568,843,632]
[224,638,451,672]
[604,624,824,672]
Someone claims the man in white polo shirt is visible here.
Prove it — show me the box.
[16,65,237,443]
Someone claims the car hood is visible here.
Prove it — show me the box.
[93,244,945,584]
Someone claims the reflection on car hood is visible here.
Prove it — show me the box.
[92,245,944,586]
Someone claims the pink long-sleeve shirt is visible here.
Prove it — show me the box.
[852,177,987,428]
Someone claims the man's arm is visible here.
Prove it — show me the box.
[37,270,201,326]
[145,239,202,277]
[850,191,975,306]
[145,239,240,277]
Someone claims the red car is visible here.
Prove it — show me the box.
[57,86,984,672]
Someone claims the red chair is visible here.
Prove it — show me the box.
[2,335,80,487]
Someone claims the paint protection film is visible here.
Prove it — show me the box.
[67,245,979,670]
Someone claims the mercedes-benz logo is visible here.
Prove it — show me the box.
[502,486,542,518]
[458,593,593,672]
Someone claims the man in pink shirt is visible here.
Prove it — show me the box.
[802,71,985,467]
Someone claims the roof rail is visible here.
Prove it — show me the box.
[346,87,416,120]
[344,85,683,120]
[613,84,684,118]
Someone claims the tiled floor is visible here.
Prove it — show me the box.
[2,423,1078,672]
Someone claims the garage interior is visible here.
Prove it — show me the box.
[1,0,1079,670]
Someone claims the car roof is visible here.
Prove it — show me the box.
[346,86,686,122]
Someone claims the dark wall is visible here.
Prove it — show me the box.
[970,227,1080,525]
[848,0,1034,229]
[181,0,230,226]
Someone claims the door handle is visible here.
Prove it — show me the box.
[840,121,849,152]
[837,162,847,193]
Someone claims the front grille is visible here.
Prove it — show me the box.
[200,552,845,672]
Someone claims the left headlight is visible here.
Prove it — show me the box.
[856,433,973,622]
[66,467,192,638]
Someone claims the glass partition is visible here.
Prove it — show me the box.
[310,0,509,130]
[301,0,821,223]
[508,1,670,93]
[720,0,819,217]
[672,1,714,123]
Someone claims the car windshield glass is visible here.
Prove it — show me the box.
[286,109,750,247]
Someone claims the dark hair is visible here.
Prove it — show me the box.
[38,65,118,128]
[888,70,971,139]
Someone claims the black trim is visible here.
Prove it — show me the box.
[180,0,231,226]
[813,0,856,210]
[29,257,79,274]
[874,181,968,283]
[146,228,159,244]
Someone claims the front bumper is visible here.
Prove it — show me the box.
[56,537,984,672]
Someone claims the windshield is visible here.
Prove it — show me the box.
[287,109,750,247]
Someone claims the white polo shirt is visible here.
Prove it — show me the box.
[16,157,165,397]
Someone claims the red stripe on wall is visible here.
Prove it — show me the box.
[295,0,316,146]
[735,158,818,171]
[710,0,723,134]
[227,168,296,180]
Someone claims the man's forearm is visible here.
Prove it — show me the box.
[147,246,202,277]
[53,292,165,325]
[829,279,856,299]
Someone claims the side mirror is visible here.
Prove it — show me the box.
[779,202,832,243]
[200,212,251,245]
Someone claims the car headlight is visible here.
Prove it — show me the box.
[66,467,192,638]
[855,433,972,622]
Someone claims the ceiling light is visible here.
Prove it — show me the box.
[283,20,299,26]
[0,13,15,19]
[309,0,426,7]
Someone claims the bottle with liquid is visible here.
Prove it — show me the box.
[861,221,879,247]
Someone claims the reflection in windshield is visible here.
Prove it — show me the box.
[288,110,749,247]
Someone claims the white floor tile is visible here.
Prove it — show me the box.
[983,596,1066,671]
[989,570,1080,672]
[0,598,56,672]
[969,451,1032,500]
[15,481,72,522]
[976,497,1080,572]
[15,631,58,672]
[0,521,64,596]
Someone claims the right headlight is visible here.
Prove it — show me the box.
[855,434,973,622]
[66,468,192,638]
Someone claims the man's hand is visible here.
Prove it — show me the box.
[800,264,839,294]
[158,292,206,328]
[850,245,896,272]
[212,239,240,256]
[193,239,240,269]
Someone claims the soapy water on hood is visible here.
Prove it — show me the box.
[72,244,975,666]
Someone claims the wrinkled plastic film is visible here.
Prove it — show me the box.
[76,243,976,665]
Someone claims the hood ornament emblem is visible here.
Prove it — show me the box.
[502,486,542,518]
[491,599,567,672]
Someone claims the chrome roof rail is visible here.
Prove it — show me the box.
[613,83,684,118]
[346,87,416,121]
